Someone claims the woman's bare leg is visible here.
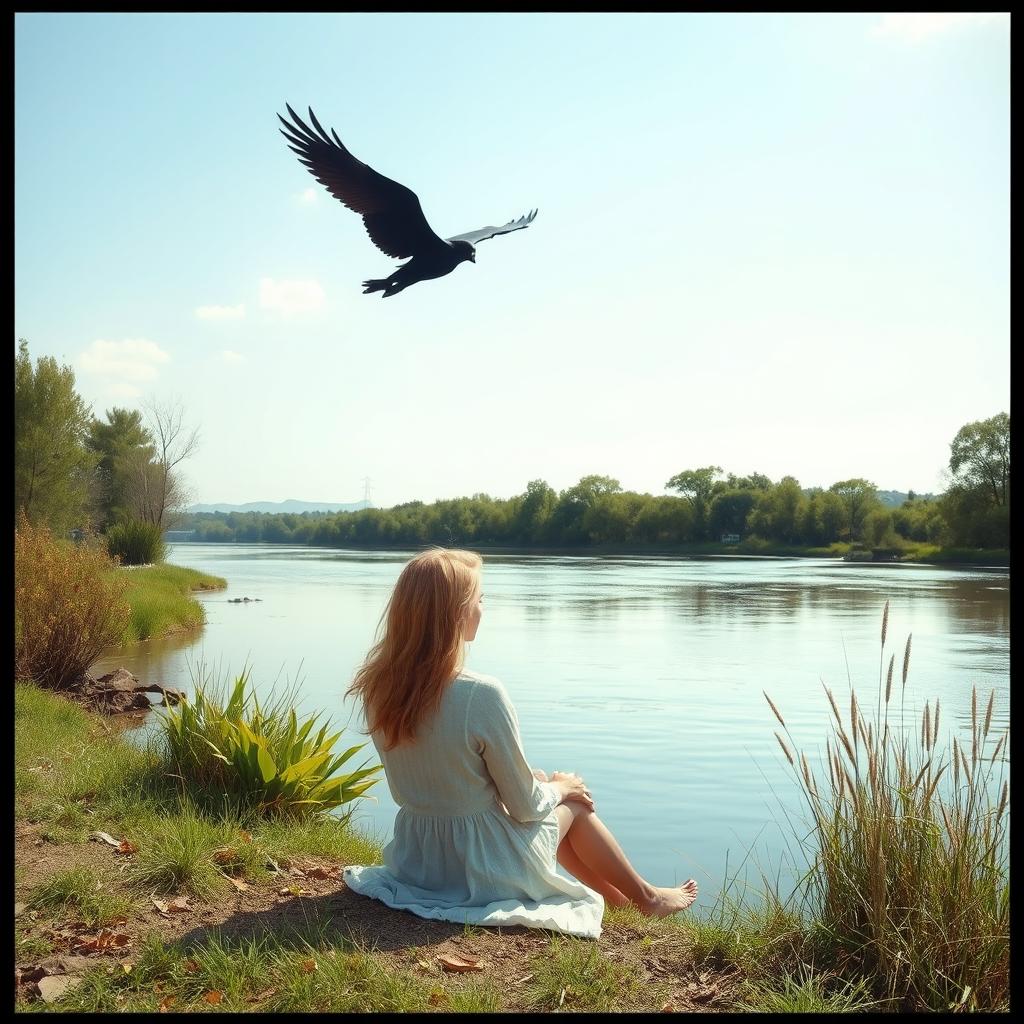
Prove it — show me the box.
[555,803,698,917]
[556,829,631,907]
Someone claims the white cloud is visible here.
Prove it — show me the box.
[298,187,318,204]
[77,338,170,398]
[221,349,246,365]
[873,12,1006,41]
[259,277,326,314]
[196,303,246,320]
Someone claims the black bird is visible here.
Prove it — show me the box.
[278,104,538,298]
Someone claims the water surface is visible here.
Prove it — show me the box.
[94,545,1010,906]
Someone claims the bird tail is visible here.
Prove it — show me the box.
[362,277,408,298]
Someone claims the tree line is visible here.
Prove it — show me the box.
[14,338,1007,554]
[182,428,1008,552]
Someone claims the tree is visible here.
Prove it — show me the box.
[14,339,98,534]
[515,479,557,544]
[708,490,757,537]
[550,475,622,545]
[749,476,805,544]
[948,412,1009,508]
[725,471,773,491]
[87,407,155,529]
[829,479,880,544]
[125,397,200,529]
[665,466,723,540]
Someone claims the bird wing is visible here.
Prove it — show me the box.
[278,104,449,260]
[446,209,538,246]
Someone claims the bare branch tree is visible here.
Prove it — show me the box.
[125,397,201,529]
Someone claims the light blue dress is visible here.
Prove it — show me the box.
[343,669,604,938]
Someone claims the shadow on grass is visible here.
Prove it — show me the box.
[174,885,539,955]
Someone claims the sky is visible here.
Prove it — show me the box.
[14,12,1010,508]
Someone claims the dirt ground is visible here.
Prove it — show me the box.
[14,820,740,1012]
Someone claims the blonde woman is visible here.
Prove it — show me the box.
[343,548,697,939]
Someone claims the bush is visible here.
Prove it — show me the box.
[106,519,167,565]
[157,669,383,819]
[15,512,131,689]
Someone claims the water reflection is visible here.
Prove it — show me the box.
[93,545,1008,905]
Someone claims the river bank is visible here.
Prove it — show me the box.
[14,682,744,1012]
[171,539,1010,567]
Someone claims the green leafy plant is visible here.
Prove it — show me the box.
[158,670,381,818]
[106,519,167,566]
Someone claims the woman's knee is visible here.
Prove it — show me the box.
[555,801,593,843]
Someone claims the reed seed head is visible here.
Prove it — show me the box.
[932,698,940,749]
[902,634,912,687]
[983,690,995,739]
[881,600,889,648]
[774,731,795,767]
[764,691,786,729]
[837,728,857,765]
[822,681,841,726]
[922,702,931,751]
[885,654,894,704]
[990,733,1006,765]
[959,742,972,783]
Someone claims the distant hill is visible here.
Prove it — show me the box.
[187,499,372,514]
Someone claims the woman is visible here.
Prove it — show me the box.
[343,548,697,939]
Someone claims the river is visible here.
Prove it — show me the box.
[92,544,1010,908]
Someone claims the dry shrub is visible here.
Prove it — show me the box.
[14,510,131,689]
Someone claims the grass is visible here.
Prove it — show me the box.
[735,967,878,1012]
[119,563,226,644]
[27,868,136,927]
[761,602,1010,1011]
[128,803,232,897]
[18,925,507,1014]
[525,935,657,1012]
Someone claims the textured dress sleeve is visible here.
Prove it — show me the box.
[469,680,560,823]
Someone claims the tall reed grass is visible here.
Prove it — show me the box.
[106,519,167,566]
[764,602,1009,1010]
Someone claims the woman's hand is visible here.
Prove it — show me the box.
[551,771,594,812]
[532,768,549,782]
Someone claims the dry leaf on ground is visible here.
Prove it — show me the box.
[203,990,223,1004]
[438,954,483,973]
[117,840,138,855]
[70,929,129,954]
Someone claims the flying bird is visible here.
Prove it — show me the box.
[278,104,538,298]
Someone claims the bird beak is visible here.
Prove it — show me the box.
[470,253,476,263]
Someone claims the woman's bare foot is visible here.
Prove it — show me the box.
[636,879,698,918]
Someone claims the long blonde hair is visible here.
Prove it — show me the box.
[347,547,482,751]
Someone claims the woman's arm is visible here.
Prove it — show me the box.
[471,681,592,821]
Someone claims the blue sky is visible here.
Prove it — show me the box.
[15,12,1009,507]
